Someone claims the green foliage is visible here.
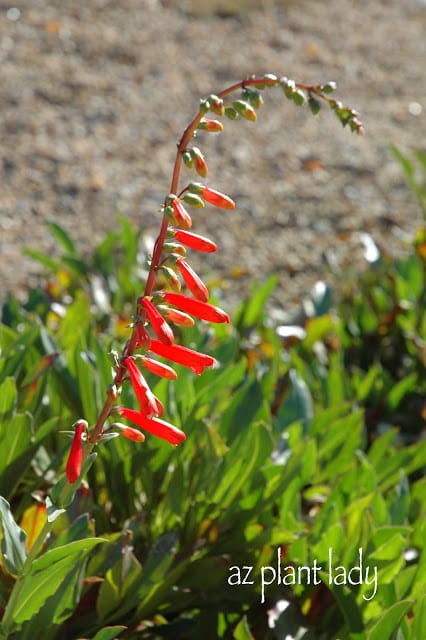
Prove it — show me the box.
[0,212,425,638]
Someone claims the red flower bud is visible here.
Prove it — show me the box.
[123,357,163,417]
[140,297,174,346]
[176,257,209,302]
[116,406,186,445]
[65,420,87,484]
[188,183,235,210]
[198,118,224,133]
[160,306,195,327]
[140,355,178,380]
[170,197,193,229]
[192,147,208,178]
[162,292,230,324]
[202,186,235,210]
[149,340,216,375]
[173,229,218,253]
[116,424,146,442]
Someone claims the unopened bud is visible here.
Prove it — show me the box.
[232,100,257,122]
[321,81,337,94]
[292,89,306,107]
[308,97,321,115]
[198,118,224,133]
[191,147,208,178]
[182,151,194,168]
[182,192,205,208]
[209,94,225,116]
[224,106,239,120]
[161,265,181,292]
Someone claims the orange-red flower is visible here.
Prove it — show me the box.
[173,229,218,253]
[116,406,186,445]
[162,292,230,323]
[139,297,174,346]
[176,257,209,302]
[149,339,216,375]
[66,420,87,484]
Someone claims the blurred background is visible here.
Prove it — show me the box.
[1,0,425,307]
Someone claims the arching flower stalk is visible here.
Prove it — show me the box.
[64,73,364,480]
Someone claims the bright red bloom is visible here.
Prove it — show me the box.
[176,257,209,302]
[123,357,163,417]
[149,339,216,375]
[117,406,186,445]
[66,420,86,484]
[173,229,218,253]
[171,197,192,229]
[116,424,146,442]
[140,355,178,380]
[162,292,230,323]
[140,297,174,346]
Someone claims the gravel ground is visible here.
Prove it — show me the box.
[1,0,425,311]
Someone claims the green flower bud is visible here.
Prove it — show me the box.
[182,151,194,168]
[233,100,257,121]
[321,81,337,94]
[224,105,239,120]
[292,89,306,107]
[199,98,211,114]
[308,97,321,115]
[182,192,205,208]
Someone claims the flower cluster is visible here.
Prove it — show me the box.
[64,74,364,482]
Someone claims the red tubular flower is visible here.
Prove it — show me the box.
[123,357,163,417]
[149,339,216,375]
[171,197,192,229]
[161,306,195,327]
[173,229,218,253]
[176,257,209,302]
[117,406,186,445]
[162,292,230,323]
[140,297,174,346]
[66,420,86,484]
[201,186,235,210]
[140,355,178,380]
